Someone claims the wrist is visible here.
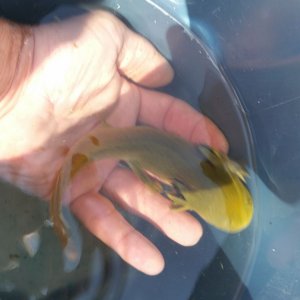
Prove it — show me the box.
[0,18,34,116]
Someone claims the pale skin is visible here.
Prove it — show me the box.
[0,11,228,275]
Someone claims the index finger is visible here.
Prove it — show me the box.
[137,88,228,152]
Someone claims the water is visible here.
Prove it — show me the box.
[0,179,128,299]
[98,2,258,299]
[0,1,282,299]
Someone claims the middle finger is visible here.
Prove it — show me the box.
[102,167,203,247]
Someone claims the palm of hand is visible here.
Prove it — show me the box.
[0,11,227,275]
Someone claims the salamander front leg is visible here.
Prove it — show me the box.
[127,162,164,194]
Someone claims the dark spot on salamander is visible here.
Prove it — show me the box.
[89,135,100,146]
[70,153,89,178]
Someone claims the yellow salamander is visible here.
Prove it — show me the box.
[50,125,253,247]
[168,146,253,232]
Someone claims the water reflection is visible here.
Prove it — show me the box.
[0,181,127,299]
[2,0,298,299]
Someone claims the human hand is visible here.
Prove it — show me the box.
[0,11,228,275]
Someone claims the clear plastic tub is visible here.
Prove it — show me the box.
[1,0,300,299]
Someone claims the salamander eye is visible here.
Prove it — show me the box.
[197,144,213,159]
[225,161,248,182]
[197,145,223,167]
